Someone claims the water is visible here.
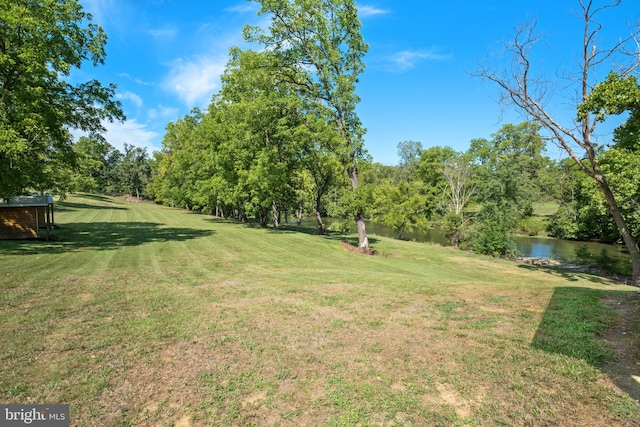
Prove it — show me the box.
[515,235,629,262]
[300,217,630,263]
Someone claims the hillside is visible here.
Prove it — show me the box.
[0,194,638,426]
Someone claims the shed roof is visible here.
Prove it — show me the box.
[0,195,54,208]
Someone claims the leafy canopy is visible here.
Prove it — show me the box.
[0,0,124,198]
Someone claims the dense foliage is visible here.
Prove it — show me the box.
[0,0,124,199]
[68,137,151,199]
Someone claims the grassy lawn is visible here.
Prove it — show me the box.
[1,194,639,426]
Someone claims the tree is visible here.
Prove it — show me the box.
[441,156,475,220]
[416,145,459,218]
[245,0,371,248]
[69,136,118,193]
[372,180,427,240]
[219,48,310,228]
[147,114,201,209]
[119,144,150,200]
[302,146,345,234]
[476,1,640,285]
[549,75,640,244]
[468,123,549,256]
[397,140,423,179]
[0,0,124,199]
[468,122,547,218]
[440,156,476,246]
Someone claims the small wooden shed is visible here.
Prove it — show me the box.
[0,195,55,240]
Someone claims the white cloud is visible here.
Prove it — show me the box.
[116,90,143,108]
[358,5,389,17]
[387,50,453,71]
[101,119,161,154]
[163,55,227,107]
[147,105,180,122]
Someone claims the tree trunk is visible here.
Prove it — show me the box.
[397,223,406,240]
[296,210,302,226]
[314,194,324,235]
[355,211,368,249]
[596,173,640,286]
[272,202,279,230]
[315,210,324,235]
[347,163,368,249]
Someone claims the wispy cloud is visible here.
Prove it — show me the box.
[358,5,389,17]
[81,0,118,24]
[387,49,453,71]
[148,27,178,39]
[224,4,258,13]
[162,55,227,107]
[147,105,180,122]
[117,90,143,108]
[118,73,152,86]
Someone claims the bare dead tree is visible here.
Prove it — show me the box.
[475,0,640,286]
[441,157,475,220]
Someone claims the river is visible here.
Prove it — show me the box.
[299,217,630,263]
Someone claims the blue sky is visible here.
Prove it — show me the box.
[77,0,639,164]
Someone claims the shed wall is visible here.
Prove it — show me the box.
[0,207,39,239]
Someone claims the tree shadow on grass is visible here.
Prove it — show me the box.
[0,222,213,255]
[202,216,381,245]
[532,286,640,401]
[518,263,617,286]
[55,202,129,211]
[75,193,113,202]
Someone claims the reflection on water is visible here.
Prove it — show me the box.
[515,236,629,262]
[300,217,629,262]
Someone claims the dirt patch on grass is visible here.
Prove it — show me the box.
[600,293,640,401]
[339,241,376,255]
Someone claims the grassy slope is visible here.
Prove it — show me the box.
[0,194,638,426]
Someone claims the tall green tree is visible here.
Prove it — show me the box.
[372,180,427,240]
[118,144,151,201]
[69,136,114,192]
[302,145,345,234]
[245,0,370,248]
[0,0,124,199]
[219,48,309,228]
[476,1,640,284]
[416,146,459,218]
[397,140,423,179]
[469,122,547,217]
[468,123,548,257]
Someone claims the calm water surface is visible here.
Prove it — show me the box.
[301,217,630,262]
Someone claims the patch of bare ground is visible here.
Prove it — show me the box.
[421,382,483,419]
[339,241,376,255]
[600,293,640,401]
[72,288,640,426]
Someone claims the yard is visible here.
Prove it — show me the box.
[0,194,638,426]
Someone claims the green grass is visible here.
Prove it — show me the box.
[0,194,638,426]
[533,201,559,217]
